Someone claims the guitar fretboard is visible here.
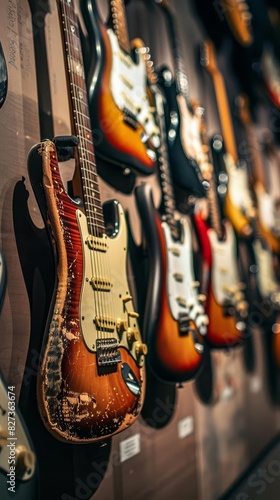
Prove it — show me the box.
[58,0,105,236]
[109,0,131,54]
[154,88,180,240]
[161,2,189,102]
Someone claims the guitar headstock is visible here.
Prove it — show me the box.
[200,40,219,77]
[222,0,253,46]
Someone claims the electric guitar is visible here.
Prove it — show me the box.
[0,42,8,109]
[135,47,208,383]
[28,0,147,443]
[237,94,280,251]
[154,0,207,198]
[81,0,160,175]
[192,126,248,348]
[201,40,280,307]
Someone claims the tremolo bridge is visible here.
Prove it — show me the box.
[96,338,121,366]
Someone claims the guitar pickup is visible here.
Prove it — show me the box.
[94,316,116,332]
[169,247,180,256]
[176,297,187,308]
[173,272,184,282]
[86,235,108,252]
[96,338,121,366]
[90,277,112,292]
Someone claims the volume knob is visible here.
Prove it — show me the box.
[126,328,139,343]
[15,446,35,479]
[116,319,128,336]
[135,343,148,357]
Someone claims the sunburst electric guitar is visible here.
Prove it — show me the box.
[81,0,160,174]
[135,50,208,383]
[28,0,147,443]
[201,40,280,308]
[192,127,248,348]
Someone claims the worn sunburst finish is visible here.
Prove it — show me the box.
[34,141,145,442]
[82,0,159,174]
[29,0,147,443]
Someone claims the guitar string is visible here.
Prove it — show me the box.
[62,0,104,343]
[66,0,116,343]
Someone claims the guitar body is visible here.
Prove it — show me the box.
[82,0,158,175]
[194,215,245,348]
[157,67,205,197]
[136,183,207,382]
[29,141,145,443]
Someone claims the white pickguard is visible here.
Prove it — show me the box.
[255,183,278,234]
[162,216,208,336]
[107,29,160,148]
[207,221,242,306]
[77,203,145,366]
[224,153,254,214]
[253,239,280,300]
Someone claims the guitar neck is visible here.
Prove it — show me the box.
[160,2,189,100]
[153,85,180,239]
[109,0,131,54]
[58,0,105,235]
[206,177,224,240]
[203,47,238,164]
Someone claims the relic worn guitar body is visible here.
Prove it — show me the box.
[81,0,159,174]
[28,0,146,443]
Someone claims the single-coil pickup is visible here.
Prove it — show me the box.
[90,277,112,292]
[117,50,133,68]
[94,316,116,332]
[169,247,180,256]
[86,235,107,252]
[173,272,184,282]
[120,74,134,90]
[176,296,187,308]
[96,338,121,366]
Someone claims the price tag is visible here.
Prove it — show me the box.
[119,434,141,463]
[178,416,194,439]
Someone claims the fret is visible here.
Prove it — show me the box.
[110,0,130,54]
[58,0,105,234]
[70,84,88,103]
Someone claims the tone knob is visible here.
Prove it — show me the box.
[116,319,128,336]
[126,328,139,343]
[135,343,148,357]
[15,446,35,479]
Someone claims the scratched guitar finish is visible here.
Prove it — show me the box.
[31,0,146,443]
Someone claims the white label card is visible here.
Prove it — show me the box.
[119,433,141,463]
[178,416,194,439]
